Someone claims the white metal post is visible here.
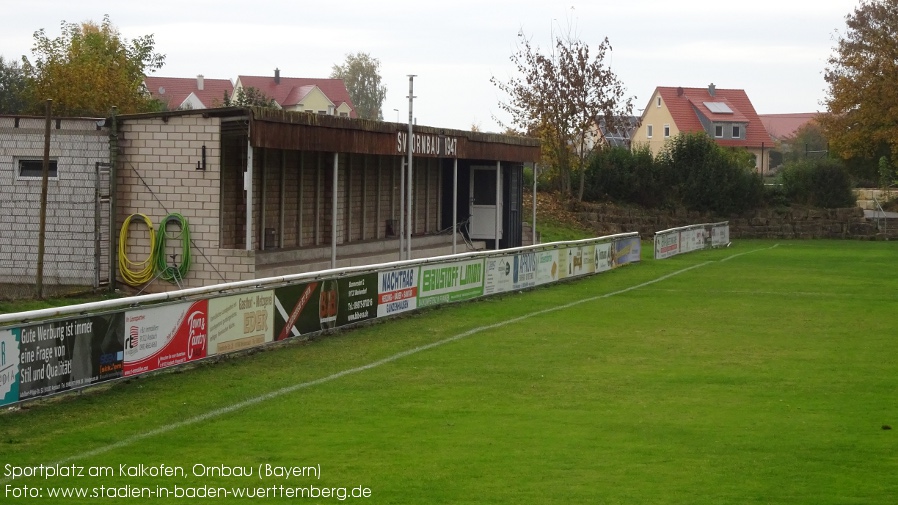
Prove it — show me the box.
[532,163,538,245]
[452,157,458,254]
[332,152,338,268]
[245,140,254,251]
[495,160,501,250]
[399,158,405,261]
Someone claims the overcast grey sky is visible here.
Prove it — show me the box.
[1,0,859,131]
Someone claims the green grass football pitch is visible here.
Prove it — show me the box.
[2,239,897,504]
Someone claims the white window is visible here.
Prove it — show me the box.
[646,124,653,138]
[656,96,662,108]
[18,159,58,179]
[732,125,741,138]
[664,124,670,138]
[714,125,723,138]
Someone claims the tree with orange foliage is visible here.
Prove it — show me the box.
[820,0,898,180]
[22,15,165,116]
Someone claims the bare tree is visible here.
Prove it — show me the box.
[492,28,634,201]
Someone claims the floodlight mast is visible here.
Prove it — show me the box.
[406,75,416,260]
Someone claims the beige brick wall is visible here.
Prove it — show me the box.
[117,115,253,293]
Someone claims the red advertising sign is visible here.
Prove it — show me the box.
[123,300,208,377]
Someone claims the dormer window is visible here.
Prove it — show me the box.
[714,125,723,138]
[732,125,741,138]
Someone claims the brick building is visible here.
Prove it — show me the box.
[0,115,110,296]
[114,107,540,293]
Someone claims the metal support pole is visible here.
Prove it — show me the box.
[279,149,286,248]
[399,158,405,261]
[495,160,501,250]
[332,152,339,269]
[532,163,538,245]
[452,157,458,254]
[245,140,254,251]
[260,149,267,250]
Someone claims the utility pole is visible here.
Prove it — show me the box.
[405,75,416,260]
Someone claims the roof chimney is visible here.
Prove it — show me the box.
[274,68,280,85]
[677,86,684,97]
[708,83,716,96]
[196,74,204,91]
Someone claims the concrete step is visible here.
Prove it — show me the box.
[255,239,486,279]
[256,233,466,266]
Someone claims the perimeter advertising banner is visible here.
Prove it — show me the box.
[484,256,515,295]
[336,273,378,326]
[208,291,275,355]
[273,281,322,340]
[123,300,208,377]
[514,251,539,288]
[594,242,613,273]
[377,267,419,317]
[418,258,484,308]
[0,328,19,406]
[483,250,542,295]
[655,231,680,260]
[679,227,707,254]
[711,223,730,247]
[613,236,642,266]
[535,249,559,286]
[17,313,124,400]
[563,245,596,278]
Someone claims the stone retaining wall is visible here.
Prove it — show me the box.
[572,202,897,240]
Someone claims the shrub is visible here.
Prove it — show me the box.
[657,133,764,215]
[780,159,856,208]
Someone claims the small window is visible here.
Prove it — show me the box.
[732,125,741,138]
[317,110,327,115]
[646,125,653,139]
[663,124,670,138]
[656,96,662,108]
[714,125,723,138]
[18,159,58,179]
[339,112,348,118]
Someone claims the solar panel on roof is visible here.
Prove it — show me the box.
[704,102,733,114]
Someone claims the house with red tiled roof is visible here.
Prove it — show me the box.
[144,75,234,110]
[234,69,356,117]
[631,84,776,173]
[758,113,819,142]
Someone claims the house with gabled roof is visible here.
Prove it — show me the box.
[758,113,819,142]
[631,84,775,173]
[144,75,234,110]
[235,69,356,117]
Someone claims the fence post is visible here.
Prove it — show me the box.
[36,99,52,299]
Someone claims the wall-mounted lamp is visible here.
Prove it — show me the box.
[196,145,207,171]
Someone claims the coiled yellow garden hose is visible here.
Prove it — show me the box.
[118,213,156,286]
